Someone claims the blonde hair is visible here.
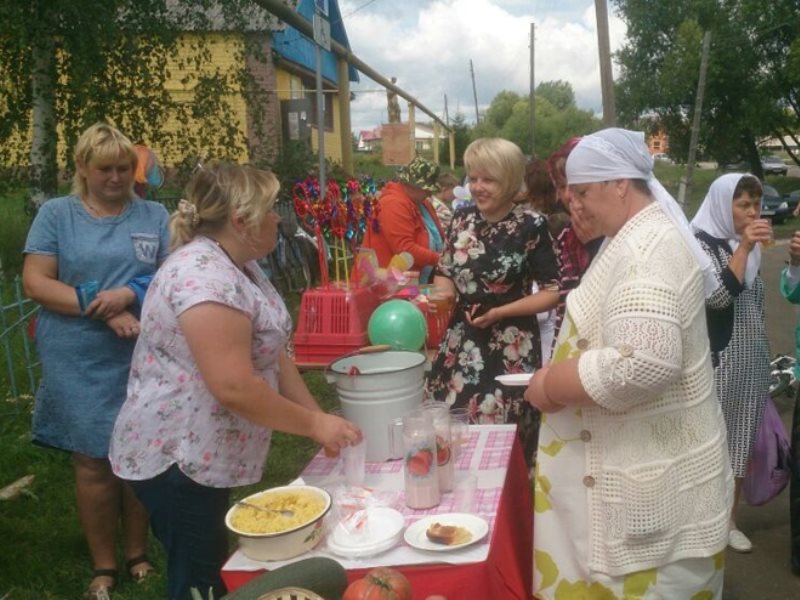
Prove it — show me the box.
[169,162,280,250]
[464,137,526,201]
[71,123,138,199]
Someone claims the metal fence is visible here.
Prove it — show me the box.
[0,197,319,417]
[0,276,40,414]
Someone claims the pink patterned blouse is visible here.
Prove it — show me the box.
[109,236,292,488]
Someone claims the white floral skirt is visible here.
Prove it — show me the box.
[533,314,724,599]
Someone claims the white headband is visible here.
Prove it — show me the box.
[566,128,717,297]
[691,173,760,289]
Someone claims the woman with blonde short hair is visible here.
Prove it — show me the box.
[425,137,560,467]
[109,162,362,599]
[23,122,169,598]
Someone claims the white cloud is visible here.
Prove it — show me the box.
[337,0,627,133]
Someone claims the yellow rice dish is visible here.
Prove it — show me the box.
[231,489,326,534]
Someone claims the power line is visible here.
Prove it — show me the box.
[340,0,383,21]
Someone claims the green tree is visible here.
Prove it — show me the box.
[536,80,575,111]
[613,0,800,172]
[484,90,521,130]
[439,113,471,167]
[0,0,276,209]
[472,84,600,157]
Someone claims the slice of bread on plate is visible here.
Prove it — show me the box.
[425,522,472,546]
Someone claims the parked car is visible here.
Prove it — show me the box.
[653,152,674,165]
[785,190,800,214]
[762,156,788,176]
[761,184,791,224]
[720,158,749,171]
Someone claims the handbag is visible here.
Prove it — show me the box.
[743,396,792,506]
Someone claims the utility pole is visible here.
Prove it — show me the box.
[443,93,450,127]
[313,7,330,200]
[470,59,480,124]
[595,0,616,126]
[529,22,536,157]
[678,30,712,208]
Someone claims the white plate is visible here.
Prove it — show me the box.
[326,507,405,558]
[494,373,533,386]
[403,513,489,552]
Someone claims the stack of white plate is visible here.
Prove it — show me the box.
[326,507,405,558]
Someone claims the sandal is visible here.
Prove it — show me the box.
[85,568,117,600]
[125,554,156,584]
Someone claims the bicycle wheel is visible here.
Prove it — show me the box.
[769,375,791,399]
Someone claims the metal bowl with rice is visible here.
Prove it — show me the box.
[225,485,332,561]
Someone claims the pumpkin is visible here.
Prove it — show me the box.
[343,567,412,600]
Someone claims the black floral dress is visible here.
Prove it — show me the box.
[424,204,560,464]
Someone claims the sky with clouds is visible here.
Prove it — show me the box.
[335,0,627,134]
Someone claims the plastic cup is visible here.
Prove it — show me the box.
[341,438,367,487]
[450,421,469,463]
[760,219,775,248]
[449,408,470,462]
[324,408,344,458]
[387,416,405,460]
[453,473,478,513]
[450,407,470,424]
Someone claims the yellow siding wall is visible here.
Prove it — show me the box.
[155,32,249,165]
[3,33,347,169]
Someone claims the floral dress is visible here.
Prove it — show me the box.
[425,204,559,463]
[533,313,725,599]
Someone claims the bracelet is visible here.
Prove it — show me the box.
[540,367,558,406]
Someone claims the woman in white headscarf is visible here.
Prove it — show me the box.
[691,173,772,553]
[524,128,733,598]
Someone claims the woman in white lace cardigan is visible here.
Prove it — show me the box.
[524,128,733,598]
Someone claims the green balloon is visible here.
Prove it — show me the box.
[368,299,427,350]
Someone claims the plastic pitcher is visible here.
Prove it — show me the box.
[399,410,441,509]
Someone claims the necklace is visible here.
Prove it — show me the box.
[209,237,257,283]
[82,198,129,217]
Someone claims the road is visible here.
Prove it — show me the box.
[723,239,800,598]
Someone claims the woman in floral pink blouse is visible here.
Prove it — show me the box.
[109,163,361,600]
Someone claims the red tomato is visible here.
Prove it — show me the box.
[407,455,429,476]
[417,448,434,467]
[343,567,412,600]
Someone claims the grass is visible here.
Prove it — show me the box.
[0,188,31,277]
[0,372,338,599]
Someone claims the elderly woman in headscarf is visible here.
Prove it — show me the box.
[360,155,445,284]
[524,128,733,599]
[691,173,772,553]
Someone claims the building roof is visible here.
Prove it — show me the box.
[271,0,359,84]
[359,128,381,141]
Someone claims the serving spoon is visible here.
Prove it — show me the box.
[236,500,294,518]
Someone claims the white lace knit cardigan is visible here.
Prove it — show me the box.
[566,203,734,576]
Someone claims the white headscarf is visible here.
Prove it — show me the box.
[690,173,761,289]
[565,128,717,297]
